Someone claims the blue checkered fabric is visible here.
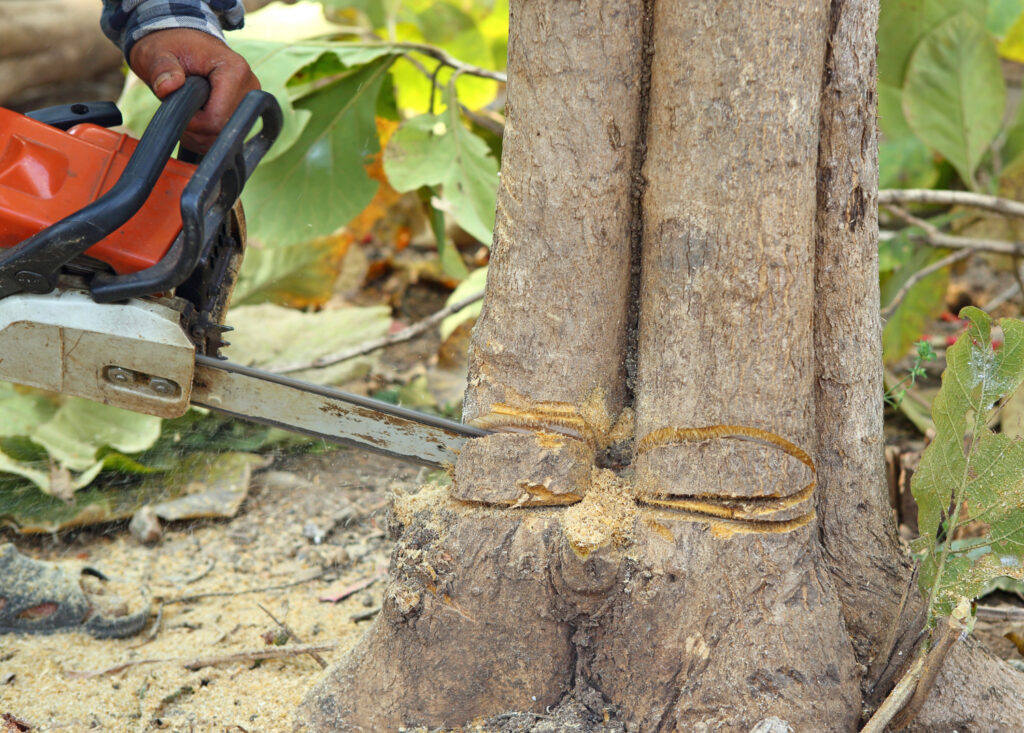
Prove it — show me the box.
[100,0,245,58]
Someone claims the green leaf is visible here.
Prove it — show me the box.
[880,236,951,364]
[242,55,395,248]
[878,234,915,275]
[383,90,498,245]
[902,11,1006,189]
[0,383,56,437]
[879,137,942,190]
[912,308,1024,617]
[878,82,915,141]
[233,236,346,305]
[441,265,487,340]
[0,451,50,493]
[878,0,986,86]
[223,303,392,385]
[30,400,162,473]
[422,186,471,280]
[877,81,942,189]
[233,40,396,165]
[1001,96,1024,173]
[988,0,1024,36]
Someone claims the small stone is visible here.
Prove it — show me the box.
[129,506,162,544]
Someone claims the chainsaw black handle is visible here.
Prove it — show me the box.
[0,77,211,298]
[90,87,282,303]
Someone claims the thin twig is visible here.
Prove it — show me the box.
[183,642,337,670]
[880,248,973,320]
[386,41,507,83]
[891,620,963,729]
[270,291,485,374]
[878,189,1024,219]
[64,642,338,679]
[983,281,1022,313]
[883,204,1024,257]
[162,567,332,605]
[257,603,328,669]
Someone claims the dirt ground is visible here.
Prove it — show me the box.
[0,448,420,732]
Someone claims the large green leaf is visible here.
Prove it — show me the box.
[383,90,498,244]
[241,55,395,248]
[230,40,398,163]
[878,0,986,86]
[902,11,1005,189]
[31,400,162,473]
[911,308,1024,618]
[1001,94,1024,173]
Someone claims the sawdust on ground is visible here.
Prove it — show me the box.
[1,449,420,732]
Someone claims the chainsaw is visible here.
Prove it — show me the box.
[0,78,485,468]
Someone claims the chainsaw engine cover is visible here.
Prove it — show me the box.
[0,108,195,275]
[0,289,194,418]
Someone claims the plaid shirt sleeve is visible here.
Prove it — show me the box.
[100,1,245,59]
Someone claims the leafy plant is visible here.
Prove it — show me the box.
[911,307,1024,621]
[884,339,937,408]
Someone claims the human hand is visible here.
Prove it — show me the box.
[129,28,259,153]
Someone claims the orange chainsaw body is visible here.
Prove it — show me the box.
[0,107,195,275]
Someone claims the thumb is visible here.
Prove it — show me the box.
[144,54,187,98]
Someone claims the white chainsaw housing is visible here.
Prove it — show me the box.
[0,289,195,418]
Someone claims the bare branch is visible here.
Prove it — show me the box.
[880,248,972,321]
[859,651,926,733]
[270,291,485,374]
[882,204,1024,257]
[879,189,1024,219]
[891,620,963,729]
[183,642,338,671]
[382,41,507,83]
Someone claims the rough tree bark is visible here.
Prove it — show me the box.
[295,0,1024,730]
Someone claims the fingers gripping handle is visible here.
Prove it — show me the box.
[90,88,283,303]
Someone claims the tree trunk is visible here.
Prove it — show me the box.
[295,0,1024,730]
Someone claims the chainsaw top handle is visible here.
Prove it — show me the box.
[0,77,283,303]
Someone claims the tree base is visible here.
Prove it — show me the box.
[294,482,860,732]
